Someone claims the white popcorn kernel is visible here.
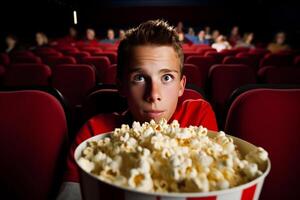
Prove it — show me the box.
[143,127,154,137]
[217,179,230,190]
[243,162,258,179]
[139,159,151,173]
[82,146,94,159]
[186,174,209,192]
[197,151,213,168]
[246,147,268,165]
[128,169,153,191]
[78,157,95,173]
[209,168,224,181]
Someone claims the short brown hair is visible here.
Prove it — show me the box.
[117,19,183,81]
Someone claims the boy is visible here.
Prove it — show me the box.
[57,19,218,200]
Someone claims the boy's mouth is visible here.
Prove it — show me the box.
[143,110,165,118]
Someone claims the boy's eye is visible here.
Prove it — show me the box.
[162,74,174,83]
[132,74,145,82]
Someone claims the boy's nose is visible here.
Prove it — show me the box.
[145,80,161,103]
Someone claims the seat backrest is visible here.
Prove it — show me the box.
[52,64,96,107]
[4,63,51,86]
[223,56,251,66]
[236,52,262,71]
[0,65,5,85]
[184,52,200,62]
[42,56,76,67]
[259,53,294,68]
[0,53,10,66]
[81,56,111,82]
[294,55,300,67]
[67,51,91,63]
[185,56,216,89]
[0,90,68,200]
[258,66,300,84]
[10,50,36,57]
[80,86,127,125]
[208,64,256,128]
[183,63,203,88]
[205,51,227,64]
[225,86,300,200]
[80,47,103,54]
[93,52,117,64]
[103,64,117,84]
[10,55,42,64]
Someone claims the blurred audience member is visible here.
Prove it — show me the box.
[211,29,220,44]
[5,34,21,53]
[204,26,212,40]
[84,28,99,46]
[118,29,126,41]
[267,31,290,53]
[212,35,232,52]
[185,27,198,43]
[64,26,78,43]
[195,30,210,45]
[175,21,184,33]
[30,32,49,50]
[100,29,117,44]
[228,26,241,47]
[235,32,255,49]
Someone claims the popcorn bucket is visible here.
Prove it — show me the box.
[74,130,271,200]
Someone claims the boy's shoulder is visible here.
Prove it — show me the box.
[171,99,218,131]
[76,112,127,140]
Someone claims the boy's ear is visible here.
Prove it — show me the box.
[178,75,186,97]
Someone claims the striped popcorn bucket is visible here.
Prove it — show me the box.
[75,131,271,200]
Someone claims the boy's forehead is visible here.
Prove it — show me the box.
[128,45,180,66]
[127,45,180,71]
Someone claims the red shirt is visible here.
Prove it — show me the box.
[64,99,218,182]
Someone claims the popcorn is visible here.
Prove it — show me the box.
[78,119,269,193]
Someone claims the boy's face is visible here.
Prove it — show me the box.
[120,45,186,123]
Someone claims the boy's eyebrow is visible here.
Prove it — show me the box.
[159,69,179,74]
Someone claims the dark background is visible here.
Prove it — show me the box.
[0,0,299,49]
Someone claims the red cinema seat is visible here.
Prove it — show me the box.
[81,56,111,82]
[208,64,256,128]
[0,65,5,85]
[93,52,117,64]
[11,50,35,57]
[103,64,117,84]
[185,56,216,89]
[0,89,68,200]
[258,66,300,84]
[52,64,96,107]
[11,56,42,64]
[294,55,300,67]
[223,56,251,66]
[225,86,300,200]
[259,53,294,68]
[42,56,76,67]
[67,51,91,63]
[4,64,51,86]
[80,47,103,54]
[0,53,10,66]
[183,63,203,88]
[205,51,227,64]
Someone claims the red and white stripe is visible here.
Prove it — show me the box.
[124,183,260,200]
